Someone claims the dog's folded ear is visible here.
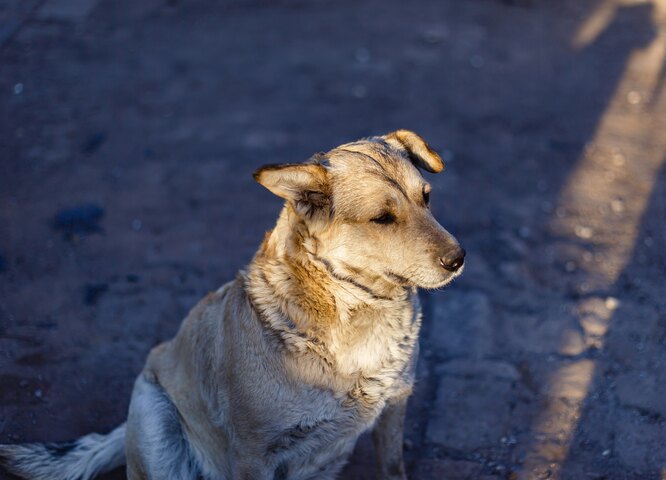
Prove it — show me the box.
[253,163,330,217]
[383,130,445,173]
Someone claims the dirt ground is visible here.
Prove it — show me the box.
[1,0,665,479]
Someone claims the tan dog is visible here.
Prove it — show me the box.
[0,131,465,480]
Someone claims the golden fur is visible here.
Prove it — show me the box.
[0,130,464,480]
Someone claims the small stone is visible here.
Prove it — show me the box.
[565,261,577,272]
[574,225,593,239]
[604,297,619,310]
[541,201,553,213]
[13,83,23,95]
[351,84,367,99]
[469,54,485,68]
[492,464,507,474]
[132,218,143,231]
[611,198,625,213]
[577,281,592,294]
[34,389,42,398]
[627,91,641,105]
[354,48,370,64]
[499,261,528,282]
[602,449,611,457]
[612,152,626,166]
[421,26,449,44]
[583,142,597,156]
[500,435,517,445]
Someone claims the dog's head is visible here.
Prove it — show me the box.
[254,130,464,290]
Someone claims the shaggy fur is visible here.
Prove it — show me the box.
[0,130,465,480]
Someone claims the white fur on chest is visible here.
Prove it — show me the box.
[330,301,420,382]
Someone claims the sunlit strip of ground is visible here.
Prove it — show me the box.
[574,0,666,50]
[520,1,666,478]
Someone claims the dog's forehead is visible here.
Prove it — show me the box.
[326,140,424,191]
[322,140,425,219]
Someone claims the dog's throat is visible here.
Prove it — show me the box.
[313,256,396,302]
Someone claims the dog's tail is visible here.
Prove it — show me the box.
[0,423,126,480]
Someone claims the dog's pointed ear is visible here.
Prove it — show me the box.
[253,163,330,217]
[383,130,444,173]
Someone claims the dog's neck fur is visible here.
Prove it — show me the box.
[245,205,414,368]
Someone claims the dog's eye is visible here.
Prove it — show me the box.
[371,213,396,225]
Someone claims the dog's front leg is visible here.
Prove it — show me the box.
[372,397,408,480]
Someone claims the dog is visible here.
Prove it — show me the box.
[0,130,465,480]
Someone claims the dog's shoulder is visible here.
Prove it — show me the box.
[143,277,249,386]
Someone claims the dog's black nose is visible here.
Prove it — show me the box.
[440,248,466,272]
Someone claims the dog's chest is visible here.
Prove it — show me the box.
[330,302,420,380]
[265,306,420,479]
[273,302,421,439]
